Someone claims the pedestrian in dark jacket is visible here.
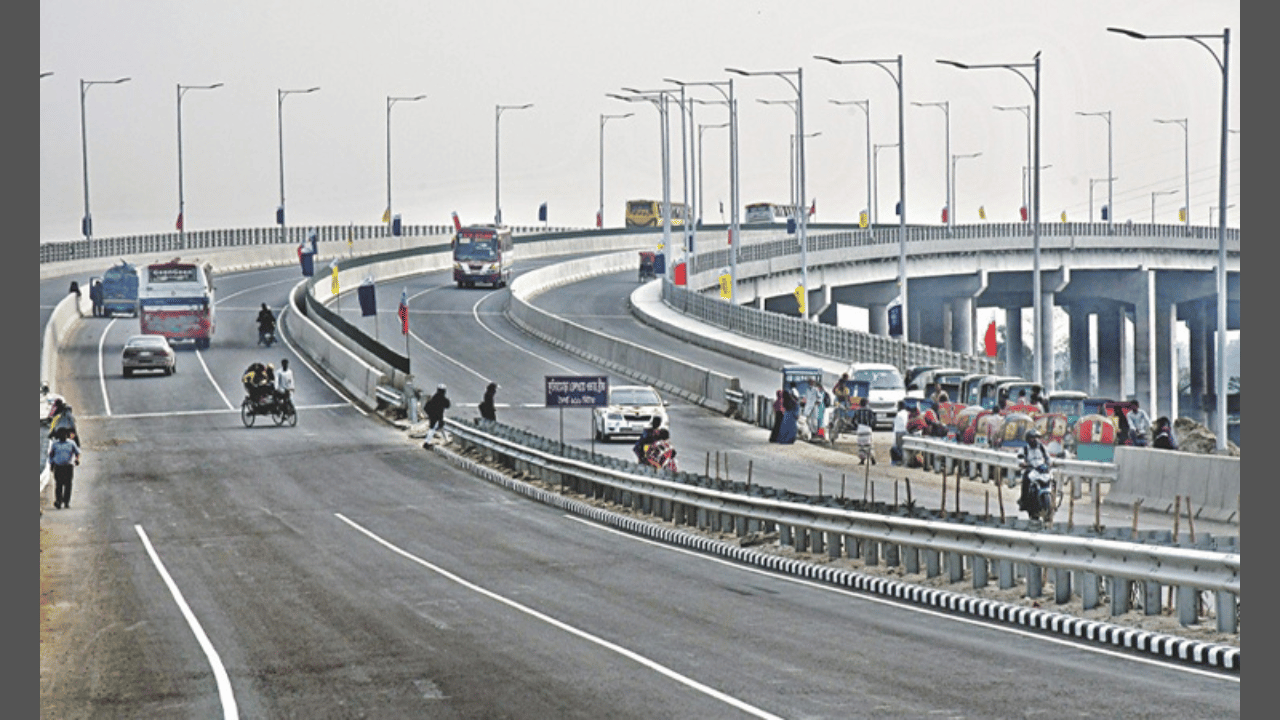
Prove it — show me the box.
[422,384,452,446]
[479,382,498,423]
[48,426,81,509]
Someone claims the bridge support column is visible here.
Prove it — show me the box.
[1005,308,1024,378]
[868,302,888,336]
[1068,305,1091,393]
[1096,305,1124,399]
[918,303,945,348]
[1156,299,1176,421]
[1187,301,1209,425]
[951,296,974,355]
[1132,268,1157,410]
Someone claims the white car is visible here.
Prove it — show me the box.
[122,334,177,377]
[844,363,906,429]
[593,385,668,442]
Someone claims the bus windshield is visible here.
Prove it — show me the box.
[455,240,498,261]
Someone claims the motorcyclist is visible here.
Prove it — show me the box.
[257,303,277,346]
[1017,428,1052,511]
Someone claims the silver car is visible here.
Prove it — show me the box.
[593,385,668,442]
[122,334,177,377]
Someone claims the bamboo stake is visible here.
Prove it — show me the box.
[870,482,875,505]
[1174,496,1181,542]
[818,472,823,499]
[1068,488,1075,530]
[1094,485,1102,532]
[996,474,1005,522]
[894,480,899,508]
[746,460,753,491]
[954,470,960,516]
[840,473,846,500]
[941,473,948,519]
[985,491,990,522]
[1186,496,1196,544]
[1131,499,1143,540]
[905,478,913,511]
[705,452,710,478]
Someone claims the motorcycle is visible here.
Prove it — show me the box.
[1021,462,1060,523]
[258,326,277,347]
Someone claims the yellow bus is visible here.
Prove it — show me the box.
[625,199,687,227]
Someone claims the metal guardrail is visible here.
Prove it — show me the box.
[902,436,1118,492]
[447,418,1238,634]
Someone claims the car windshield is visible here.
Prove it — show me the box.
[128,337,168,348]
[612,388,660,406]
[852,369,903,390]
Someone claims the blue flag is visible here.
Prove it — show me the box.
[538,202,547,222]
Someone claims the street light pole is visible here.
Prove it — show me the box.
[610,91,675,279]
[1154,118,1190,234]
[816,54,907,346]
[913,100,951,233]
[495,103,533,226]
[758,98,798,207]
[598,113,633,229]
[1089,177,1118,223]
[994,105,1031,221]
[697,120,728,227]
[387,94,427,242]
[728,67,810,320]
[1076,110,1114,231]
[80,76,131,252]
[1111,25,1231,452]
[177,82,223,250]
[938,53,1043,388]
[278,86,320,246]
[951,152,981,225]
[790,132,822,216]
[830,99,872,238]
[873,143,898,226]
[1151,189,1178,224]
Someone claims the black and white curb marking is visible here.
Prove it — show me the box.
[434,445,1240,673]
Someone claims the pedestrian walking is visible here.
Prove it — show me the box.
[479,382,498,423]
[851,397,877,465]
[891,400,909,465]
[422,384,452,446]
[768,390,785,443]
[48,427,81,509]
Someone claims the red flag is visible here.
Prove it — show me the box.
[175,213,184,231]
[451,211,462,233]
[596,210,602,228]
[809,198,816,217]
[398,288,409,335]
[941,206,948,224]
[1020,206,1028,222]
[984,320,998,357]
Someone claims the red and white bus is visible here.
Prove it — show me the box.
[452,225,515,288]
[138,259,216,349]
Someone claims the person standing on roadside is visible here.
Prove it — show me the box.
[892,400,909,465]
[275,358,295,403]
[48,427,81,510]
[851,397,877,465]
[423,384,452,446]
[1126,400,1152,447]
[479,382,498,423]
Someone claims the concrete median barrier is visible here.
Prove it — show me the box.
[1106,446,1240,523]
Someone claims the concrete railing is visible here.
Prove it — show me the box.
[447,418,1241,644]
[1106,446,1241,523]
[506,250,742,414]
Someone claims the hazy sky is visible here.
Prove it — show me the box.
[38,0,1241,243]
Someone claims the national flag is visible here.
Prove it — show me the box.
[1020,206,1028,222]
[451,211,462,232]
[978,205,986,220]
[398,288,409,335]
[1060,210,1067,223]
[859,210,868,228]
[331,263,339,295]
[941,206,948,224]
[809,198,816,217]
[984,320,998,357]
[895,200,901,216]
[794,285,806,315]
[596,210,602,228]
[175,212,184,231]
[382,206,391,223]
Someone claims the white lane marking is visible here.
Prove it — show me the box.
[134,524,239,719]
[335,513,784,720]
[565,516,1241,684]
[215,276,298,305]
[196,348,237,410]
[78,402,348,421]
[277,301,367,416]
[399,285,491,386]
[98,317,117,416]
[470,292,576,374]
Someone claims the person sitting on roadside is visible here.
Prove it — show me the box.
[633,417,663,463]
[644,428,678,472]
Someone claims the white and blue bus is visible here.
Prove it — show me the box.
[138,259,215,349]
[744,202,800,224]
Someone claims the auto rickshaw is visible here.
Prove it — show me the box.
[993,412,1037,451]
[1047,390,1087,425]
[1073,412,1119,461]
[954,405,984,444]
[1035,412,1073,457]
[974,410,1004,448]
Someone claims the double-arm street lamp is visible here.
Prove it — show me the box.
[278,86,320,244]
[830,99,872,238]
[912,100,951,232]
[1151,189,1179,224]
[951,152,982,224]
[1076,110,1114,231]
[728,66,810,319]
[626,86,694,273]
[495,103,533,226]
[816,54,907,343]
[1153,117,1190,234]
[938,53,1044,388]
[1110,25,1232,454]
[608,90,674,277]
[176,82,223,249]
[387,94,427,241]
[994,105,1032,221]
[697,119,729,227]
[81,76,131,247]
[598,112,634,228]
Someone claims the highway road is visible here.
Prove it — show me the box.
[39,260,1239,717]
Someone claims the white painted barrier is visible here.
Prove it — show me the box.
[1108,446,1241,523]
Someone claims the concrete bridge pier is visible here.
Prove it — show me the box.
[1067,304,1091,393]
[1096,305,1125,400]
[1005,308,1024,378]
[1185,301,1210,424]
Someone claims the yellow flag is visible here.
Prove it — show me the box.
[1178,207,1186,222]
[794,285,806,315]
[382,206,391,223]
[859,210,868,228]
[719,273,732,300]
[978,205,986,220]
[331,263,339,295]
[1060,211,1067,223]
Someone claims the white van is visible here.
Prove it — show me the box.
[844,363,906,429]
